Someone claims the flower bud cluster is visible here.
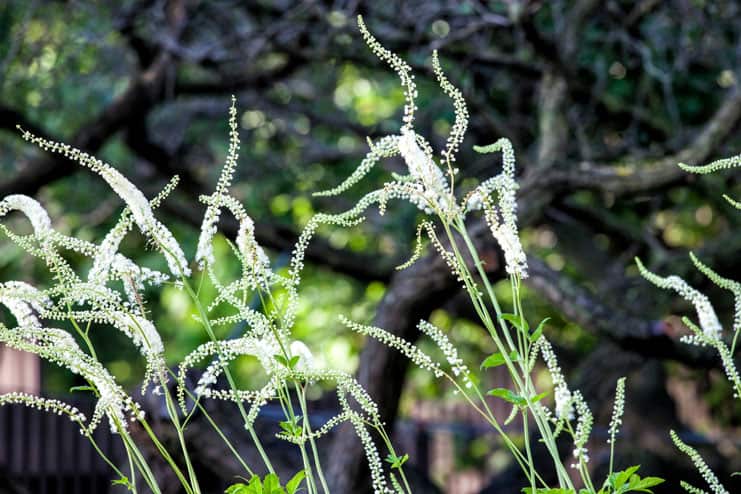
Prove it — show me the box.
[671,430,729,494]
[536,338,574,421]
[18,128,189,278]
[0,392,88,432]
[607,377,626,444]
[340,316,443,378]
[636,258,722,339]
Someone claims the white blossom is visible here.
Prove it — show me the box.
[0,194,52,236]
[636,258,722,339]
[17,128,189,278]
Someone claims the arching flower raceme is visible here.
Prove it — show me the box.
[636,258,723,339]
[0,281,52,328]
[196,96,242,268]
[0,194,52,236]
[0,323,143,433]
[17,128,189,278]
[470,139,528,278]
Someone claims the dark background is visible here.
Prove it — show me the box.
[0,1,739,493]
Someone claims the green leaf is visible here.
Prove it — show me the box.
[225,484,251,494]
[286,471,306,494]
[288,355,300,369]
[385,453,409,469]
[481,350,519,369]
[262,473,282,494]
[610,466,637,490]
[111,476,133,491]
[500,313,529,332]
[530,317,549,343]
[621,473,664,493]
[273,354,289,367]
[487,388,527,407]
[531,391,549,404]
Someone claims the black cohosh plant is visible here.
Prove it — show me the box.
[2,14,735,494]
[636,154,740,494]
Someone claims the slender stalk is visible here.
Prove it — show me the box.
[446,217,576,489]
[180,275,276,474]
[138,417,194,494]
[172,368,254,476]
[296,383,330,493]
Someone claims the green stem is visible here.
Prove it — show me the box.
[181,276,276,475]
[296,383,330,493]
[138,417,194,494]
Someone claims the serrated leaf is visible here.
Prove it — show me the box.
[610,465,641,490]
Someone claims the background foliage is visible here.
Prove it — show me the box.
[0,1,739,492]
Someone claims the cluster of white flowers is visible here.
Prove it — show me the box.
[196,96,243,268]
[469,139,528,278]
[200,194,272,290]
[357,16,416,131]
[607,377,626,444]
[432,50,468,165]
[690,253,741,335]
[417,320,470,384]
[177,336,280,409]
[340,316,444,378]
[316,16,473,224]
[397,129,457,216]
[0,281,52,327]
[347,410,391,493]
[636,258,723,339]
[0,392,87,429]
[0,194,52,236]
[0,323,142,432]
[682,318,741,399]
[571,391,593,469]
[536,338,574,420]
[670,430,729,494]
[18,127,189,278]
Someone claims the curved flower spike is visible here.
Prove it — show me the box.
[0,281,52,328]
[690,252,741,333]
[0,194,52,237]
[89,176,179,288]
[635,257,723,339]
[357,15,417,130]
[678,153,740,174]
[196,96,242,267]
[313,135,400,197]
[432,50,469,164]
[17,127,189,278]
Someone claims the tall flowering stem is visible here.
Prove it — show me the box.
[316,16,640,493]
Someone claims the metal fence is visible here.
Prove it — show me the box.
[0,399,503,494]
[0,397,122,494]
